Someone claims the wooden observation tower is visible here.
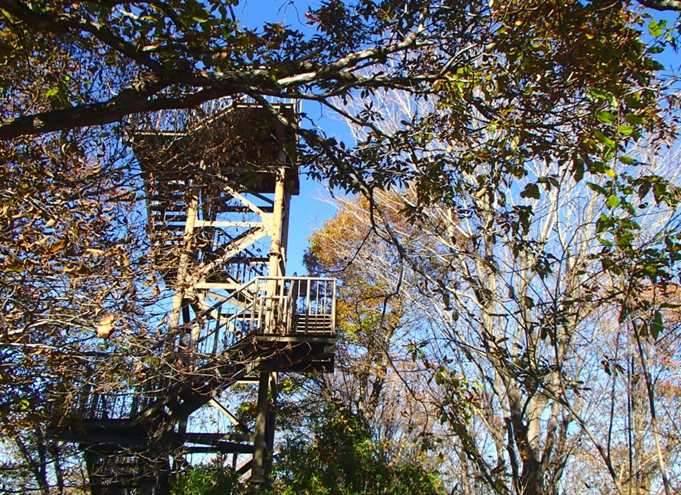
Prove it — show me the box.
[50,99,337,493]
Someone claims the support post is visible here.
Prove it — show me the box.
[250,372,271,485]
[251,132,289,482]
[268,167,286,278]
[169,184,199,332]
[265,372,278,475]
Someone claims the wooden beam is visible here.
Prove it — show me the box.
[209,398,252,434]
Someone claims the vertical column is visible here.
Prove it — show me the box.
[268,166,287,278]
[264,372,278,475]
[251,112,291,485]
[166,169,200,485]
[249,371,271,485]
[169,183,199,334]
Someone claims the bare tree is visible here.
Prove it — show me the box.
[322,86,681,494]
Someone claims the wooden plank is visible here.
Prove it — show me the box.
[184,443,254,454]
[183,432,253,444]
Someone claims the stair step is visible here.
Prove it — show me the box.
[151,238,183,245]
[149,194,187,202]
[151,218,188,225]
[295,314,334,333]
[151,181,188,191]
[152,224,188,232]
[149,187,187,195]
[91,461,138,469]
[220,206,274,213]
[88,479,156,488]
[184,432,253,444]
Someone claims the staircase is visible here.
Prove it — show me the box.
[85,453,164,495]
[51,276,336,493]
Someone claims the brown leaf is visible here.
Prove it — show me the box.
[49,238,67,253]
[96,314,115,339]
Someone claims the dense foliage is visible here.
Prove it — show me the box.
[273,404,444,495]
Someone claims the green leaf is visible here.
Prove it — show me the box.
[587,182,608,195]
[607,195,620,208]
[646,59,666,71]
[618,125,634,135]
[589,161,607,174]
[619,155,635,165]
[649,19,662,37]
[626,95,646,109]
[594,131,616,151]
[597,212,615,233]
[572,160,585,182]
[651,310,663,339]
[625,113,644,125]
[590,88,614,103]
[520,183,540,200]
[595,110,616,124]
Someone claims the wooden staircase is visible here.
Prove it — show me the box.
[51,276,336,493]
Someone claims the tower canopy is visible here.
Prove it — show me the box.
[132,101,300,196]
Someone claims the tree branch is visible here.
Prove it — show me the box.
[0,0,165,73]
[636,0,681,11]
[0,15,432,140]
[0,87,229,139]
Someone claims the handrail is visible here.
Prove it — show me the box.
[188,276,337,358]
[58,276,336,421]
[132,96,299,134]
[194,276,260,321]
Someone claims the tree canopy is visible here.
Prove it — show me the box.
[2,0,681,493]
[3,0,679,204]
[300,144,681,493]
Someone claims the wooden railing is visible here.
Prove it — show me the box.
[191,276,337,356]
[54,276,336,421]
[133,96,299,134]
